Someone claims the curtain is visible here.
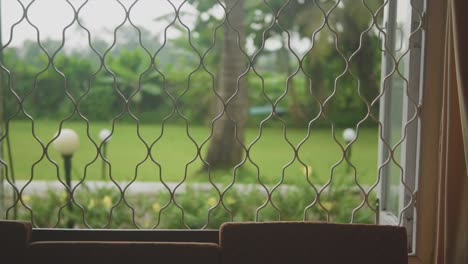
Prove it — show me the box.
[437,0,468,263]
[451,0,468,168]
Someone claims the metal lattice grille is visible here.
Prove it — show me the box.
[0,0,423,244]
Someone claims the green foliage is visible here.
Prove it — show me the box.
[2,1,382,128]
[13,179,376,229]
[3,49,96,119]
[78,85,116,121]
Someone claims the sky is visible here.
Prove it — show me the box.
[0,0,313,55]
[1,0,199,49]
[0,0,413,56]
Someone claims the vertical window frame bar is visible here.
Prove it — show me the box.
[399,0,425,253]
[378,0,398,217]
[378,0,426,253]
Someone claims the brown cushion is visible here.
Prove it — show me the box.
[220,221,408,264]
[28,241,219,264]
[0,220,32,264]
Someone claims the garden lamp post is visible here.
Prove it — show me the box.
[52,128,79,227]
[342,128,356,173]
[99,129,111,180]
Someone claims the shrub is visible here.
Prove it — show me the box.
[10,179,376,229]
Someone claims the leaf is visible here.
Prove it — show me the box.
[142,84,161,95]
[95,76,116,85]
[109,62,139,82]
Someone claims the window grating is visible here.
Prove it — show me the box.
[0,0,423,247]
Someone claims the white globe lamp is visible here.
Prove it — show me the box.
[342,128,356,143]
[52,128,79,228]
[99,129,112,142]
[53,128,80,157]
[99,129,112,180]
[342,128,356,173]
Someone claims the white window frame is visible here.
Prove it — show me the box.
[378,0,424,253]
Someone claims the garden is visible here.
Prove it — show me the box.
[4,120,379,228]
[0,0,385,228]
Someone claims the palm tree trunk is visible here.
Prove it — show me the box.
[205,0,247,169]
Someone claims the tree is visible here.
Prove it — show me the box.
[104,49,162,115]
[205,0,248,169]
[295,0,383,126]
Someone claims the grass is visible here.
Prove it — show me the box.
[5,119,379,186]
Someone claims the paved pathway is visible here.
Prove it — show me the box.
[1,180,285,195]
[3,180,218,195]
[2,180,370,196]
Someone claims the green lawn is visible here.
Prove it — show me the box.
[6,120,379,186]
